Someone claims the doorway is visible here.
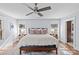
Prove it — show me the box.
[66,21,73,46]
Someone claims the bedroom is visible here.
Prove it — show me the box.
[0,3,79,55]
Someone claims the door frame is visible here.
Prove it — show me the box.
[65,17,76,47]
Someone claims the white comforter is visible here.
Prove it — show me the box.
[17,34,58,47]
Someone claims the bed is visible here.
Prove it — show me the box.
[17,28,58,55]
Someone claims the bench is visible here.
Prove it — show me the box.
[19,45,58,55]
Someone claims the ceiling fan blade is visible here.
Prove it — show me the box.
[37,13,43,16]
[22,3,34,11]
[37,6,51,12]
[26,12,34,16]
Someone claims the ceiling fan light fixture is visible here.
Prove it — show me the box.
[25,3,51,17]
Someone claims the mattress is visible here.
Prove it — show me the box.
[17,34,58,47]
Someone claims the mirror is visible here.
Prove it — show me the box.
[19,24,26,36]
[50,24,58,39]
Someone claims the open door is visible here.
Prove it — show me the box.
[67,21,73,46]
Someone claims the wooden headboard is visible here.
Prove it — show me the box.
[29,28,48,34]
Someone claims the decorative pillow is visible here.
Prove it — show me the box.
[29,28,48,34]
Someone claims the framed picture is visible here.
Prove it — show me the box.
[11,24,14,28]
[10,23,14,30]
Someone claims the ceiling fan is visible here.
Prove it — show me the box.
[23,3,51,16]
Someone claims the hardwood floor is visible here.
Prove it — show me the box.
[59,40,79,55]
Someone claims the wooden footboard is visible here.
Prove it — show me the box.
[19,45,58,55]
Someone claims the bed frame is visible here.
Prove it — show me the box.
[19,45,58,55]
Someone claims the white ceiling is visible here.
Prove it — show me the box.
[0,3,79,19]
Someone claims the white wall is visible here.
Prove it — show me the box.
[0,15,17,48]
[60,19,66,43]
[17,19,60,37]
[60,11,79,51]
